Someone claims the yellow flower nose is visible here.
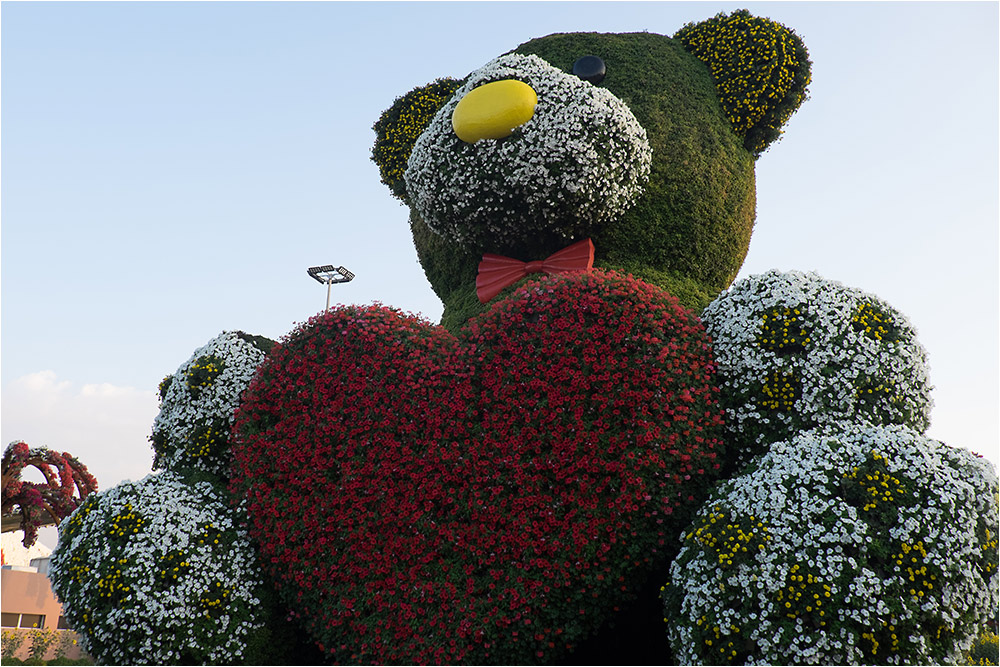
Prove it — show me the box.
[451,79,537,143]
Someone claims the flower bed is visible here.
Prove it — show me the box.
[150,331,272,477]
[231,270,726,664]
[701,269,932,468]
[49,472,267,665]
[1,628,91,664]
[661,423,998,665]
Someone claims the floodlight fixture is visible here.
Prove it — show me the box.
[308,265,355,311]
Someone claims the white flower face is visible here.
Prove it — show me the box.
[405,53,652,249]
[49,472,267,665]
[662,423,998,665]
[701,270,932,465]
[151,331,269,477]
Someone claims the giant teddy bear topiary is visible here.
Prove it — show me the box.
[224,10,818,664]
[50,8,997,666]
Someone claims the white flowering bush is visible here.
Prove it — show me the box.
[49,471,268,665]
[151,331,272,477]
[405,53,651,248]
[701,270,932,466]
[661,423,998,665]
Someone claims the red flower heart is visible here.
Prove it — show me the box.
[231,270,725,664]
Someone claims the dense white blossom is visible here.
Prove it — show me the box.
[49,471,267,665]
[405,53,651,248]
[662,423,998,665]
[151,331,270,476]
[701,270,932,465]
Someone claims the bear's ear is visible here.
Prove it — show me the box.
[675,9,811,157]
[371,77,463,201]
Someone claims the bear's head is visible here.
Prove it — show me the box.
[372,10,811,329]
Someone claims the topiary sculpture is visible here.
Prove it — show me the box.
[222,9,818,663]
[52,7,1000,665]
[1,441,98,548]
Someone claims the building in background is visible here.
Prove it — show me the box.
[1,533,67,631]
[1,533,90,662]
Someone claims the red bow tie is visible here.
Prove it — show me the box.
[476,238,595,303]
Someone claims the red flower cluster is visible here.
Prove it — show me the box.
[2,441,98,547]
[230,271,725,664]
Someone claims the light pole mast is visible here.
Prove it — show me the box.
[307,265,355,311]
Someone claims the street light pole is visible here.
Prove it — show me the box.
[307,265,355,312]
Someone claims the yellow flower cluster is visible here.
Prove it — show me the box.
[197,522,222,547]
[186,425,220,458]
[63,497,95,540]
[68,555,91,584]
[106,503,144,540]
[842,451,907,512]
[696,615,745,662]
[157,549,190,585]
[775,563,831,626]
[852,302,893,342]
[199,581,232,619]
[687,505,771,569]
[757,306,811,353]
[980,525,998,576]
[372,78,461,197]
[186,355,224,398]
[95,558,131,601]
[676,9,811,155]
[893,540,937,599]
[861,620,900,658]
[157,375,173,403]
[854,381,899,403]
[758,370,798,411]
[965,631,999,666]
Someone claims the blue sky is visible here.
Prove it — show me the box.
[3,2,997,539]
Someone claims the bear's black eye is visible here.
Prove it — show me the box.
[572,55,606,84]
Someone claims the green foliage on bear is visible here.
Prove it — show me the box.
[512,31,756,303]
[372,13,812,330]
[405,30,758,329]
